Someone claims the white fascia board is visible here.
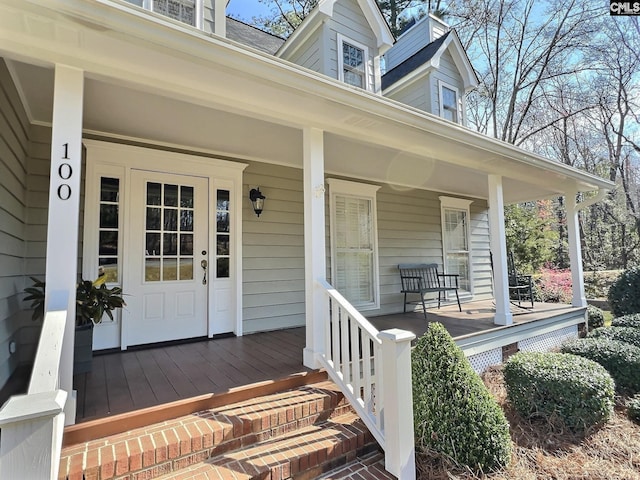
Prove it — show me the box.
[13,0,613,196]
[356,0,394,52]
[445,31,479,90]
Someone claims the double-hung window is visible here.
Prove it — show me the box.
[338,34,369,90]
[440,196,473,294]
[439,81,461,123]
[125,0,200,27]
[328,179,380,310]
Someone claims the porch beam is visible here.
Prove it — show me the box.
[45,64,84,425]
[488,175,513,326]
[566,192,587,307]
[303,127,327,369]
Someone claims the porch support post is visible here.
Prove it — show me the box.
[487,175,513,326]
[45,64,84,425]
[303,127,326,369]
[566,192,587,307]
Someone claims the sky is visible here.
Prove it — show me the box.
[226,0,272,21]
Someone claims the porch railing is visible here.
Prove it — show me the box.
[0,307,68,480]
[316,279,416,479]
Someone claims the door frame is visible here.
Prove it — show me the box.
[82,140,247,349]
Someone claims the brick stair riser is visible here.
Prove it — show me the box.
[60,386,352,480]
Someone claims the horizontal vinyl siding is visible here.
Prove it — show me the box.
[0,59,29,388]
[470,201,492,299]
[385,81,429,113]
[285,31,322,73]
[203,0,214,34]
[376,187,444,315]
[327,0,378,89]
[242,162,305,334]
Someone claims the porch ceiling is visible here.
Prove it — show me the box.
[1,0,613,203]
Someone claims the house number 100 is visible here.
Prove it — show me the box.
[57,143,73,201]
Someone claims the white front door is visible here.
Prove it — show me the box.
[125,170,209,346]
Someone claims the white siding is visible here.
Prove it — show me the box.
[385,82,430,112]
[242,162,305,333]
[203,0,214,34]
[284,30,323,73]
[0,59,30,388]
[470,201,492,299]
[327,0,378,89]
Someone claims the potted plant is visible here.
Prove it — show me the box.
[24,273,125,374]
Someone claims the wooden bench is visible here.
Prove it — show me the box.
[398,263,462,318]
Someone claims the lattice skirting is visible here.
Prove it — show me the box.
[518,325,578,353]
[466,325,579,374]
[467,348,502,374]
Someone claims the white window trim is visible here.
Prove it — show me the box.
[438,80,462,124]
[328,178,381,311]
[337,33,371,91]
[439,196,473,295]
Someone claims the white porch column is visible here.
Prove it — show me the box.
[487,175,513,326]
[45,65,84,425]
[303,127,326,369]
[566,192,587,307]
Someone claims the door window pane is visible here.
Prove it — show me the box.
[98,177,120,282]
[215,190,231,278]
[145,181,197,282]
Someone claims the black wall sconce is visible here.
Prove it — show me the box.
[249,187,266,217]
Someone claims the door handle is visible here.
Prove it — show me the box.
[201,259,208,285]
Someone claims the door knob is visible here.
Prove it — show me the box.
[201,259,208,285]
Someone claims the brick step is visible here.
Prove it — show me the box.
[59,381,357,480]
[155,411,377,480]
[318,451,394,479]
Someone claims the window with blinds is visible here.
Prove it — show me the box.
[329,179,381,310]
[440,197,473,294]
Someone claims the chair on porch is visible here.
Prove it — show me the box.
[507,252,534,308]
[398,263,462,319]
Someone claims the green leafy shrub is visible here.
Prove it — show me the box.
[612,313,640,329]
[412,322,511,472]
[503,352,614,433]
[607,267,640,317]
[561,337,640,394]
[588,326,640,348]
[587,305,605,330]
[627,395,640,423]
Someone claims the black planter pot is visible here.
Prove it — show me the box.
[74,322,94,375]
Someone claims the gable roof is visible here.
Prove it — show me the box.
[382,31,450,90]
[382,29,478,93]
[226,17,285,55]
[278,0,394,58]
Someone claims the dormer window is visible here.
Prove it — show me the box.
[439,81,461,123]
[338,34,369,90]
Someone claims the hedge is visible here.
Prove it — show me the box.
[503,352,614,433]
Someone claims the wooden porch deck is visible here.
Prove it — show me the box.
[0,300,583,424]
